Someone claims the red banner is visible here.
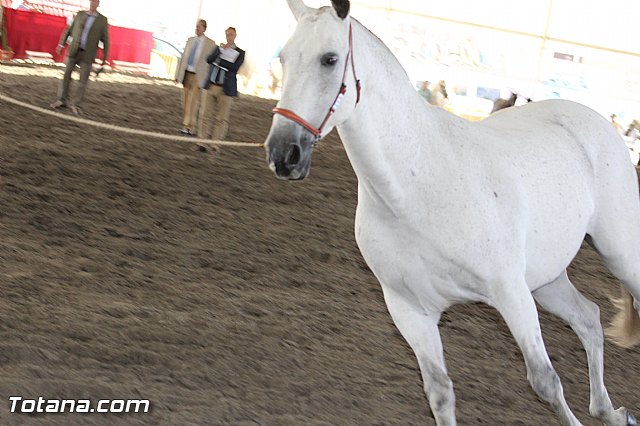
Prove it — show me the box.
[3,8,153,64]
[3,8,66,61]
[108,25,154,64]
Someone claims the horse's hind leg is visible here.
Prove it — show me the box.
[491,277,582,426]
[533,272,634,426]
[381,287,456,425]
[586,225,640,347]
[588,166,640,347]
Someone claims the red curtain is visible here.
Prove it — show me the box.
[3,8,153,64]
[3,8,67,61]
[108,25,154,64]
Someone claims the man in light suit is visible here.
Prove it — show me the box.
[50,0,109,115]
[199,27,245,141]
[175,19,215,136]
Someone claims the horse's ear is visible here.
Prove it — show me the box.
[331,0,350,19]
[286,0,311,21]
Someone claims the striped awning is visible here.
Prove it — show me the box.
[12,0,86,19]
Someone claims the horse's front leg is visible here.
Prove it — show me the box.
[381,285,455,425]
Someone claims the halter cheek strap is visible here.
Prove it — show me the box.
[272,22,360,144]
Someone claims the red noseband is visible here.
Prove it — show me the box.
[272,107,323,137]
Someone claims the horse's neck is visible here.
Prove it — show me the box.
[337,23,450,211]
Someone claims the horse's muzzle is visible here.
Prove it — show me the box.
[265,127,314,180]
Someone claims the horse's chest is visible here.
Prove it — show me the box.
[354,208,492,305]
[354,191,504,260]
[353,176,533,286]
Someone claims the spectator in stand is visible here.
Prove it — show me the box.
[198,27,245,141]
[610,114,624,135]
[429,80,448,108]
[418,81,432,103]
[50,0,109,115]
[175,19,215,136]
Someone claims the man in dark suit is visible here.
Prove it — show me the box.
[50,0,109,115]
[198,27,245,140]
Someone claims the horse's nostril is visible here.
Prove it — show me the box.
[286,144,301,167]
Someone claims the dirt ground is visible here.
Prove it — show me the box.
[0,63,639,426]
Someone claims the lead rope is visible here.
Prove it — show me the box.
[0,92,263,148]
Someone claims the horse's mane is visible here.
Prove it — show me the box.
[351,17,411,83]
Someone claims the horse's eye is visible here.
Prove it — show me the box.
[321,53,339,66]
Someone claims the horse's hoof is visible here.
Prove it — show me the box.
[627,411,638,426]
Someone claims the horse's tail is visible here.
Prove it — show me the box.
[605,284,640,348]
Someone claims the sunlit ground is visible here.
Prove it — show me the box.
[0,61,282,102]
[0,62,176,86]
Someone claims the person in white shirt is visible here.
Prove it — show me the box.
[175,19,215,136]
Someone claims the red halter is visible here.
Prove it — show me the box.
[272,22,361,144]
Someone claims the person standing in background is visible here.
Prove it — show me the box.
[199,27,245,141]
[610,114,624,135]
[417,81,431,103]
[175,19,215,136]
[50,0,109,115]
[429,80,448,108]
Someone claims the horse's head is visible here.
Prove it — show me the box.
[265,0,358,180]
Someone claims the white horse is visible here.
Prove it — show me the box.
[264,1,640,425]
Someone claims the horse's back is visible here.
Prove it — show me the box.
[484,99,637,199]
[481,99,633,182]
[473,99,639,284]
